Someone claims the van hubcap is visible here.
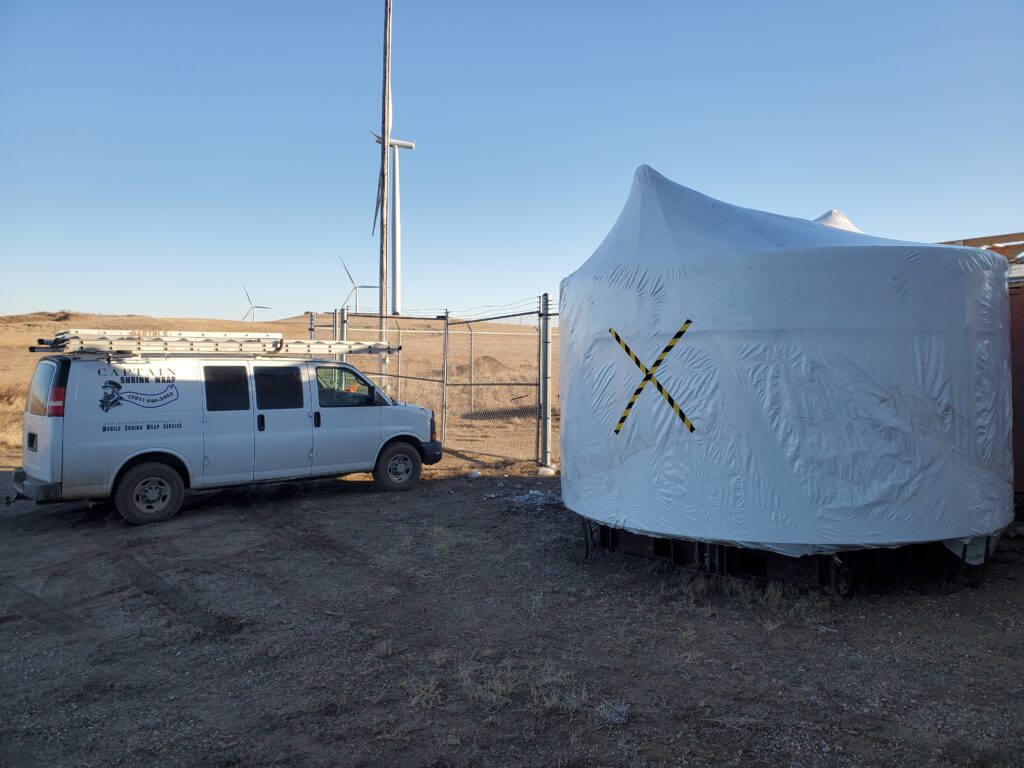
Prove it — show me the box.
[387,454,412,484]
[133,477,170,513]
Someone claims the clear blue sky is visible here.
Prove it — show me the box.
[1,0,1021,319]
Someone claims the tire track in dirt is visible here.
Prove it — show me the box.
[84,521,255,639]
[1,583,109,640]
[84,486,369,637]
[242,484,376,569]
[110,550,251,638]
[224,484,431,638]
[0,501,127,640]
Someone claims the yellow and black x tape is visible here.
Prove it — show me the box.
[609,321,695,434]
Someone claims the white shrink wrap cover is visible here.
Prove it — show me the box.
[813,209,862,233]
[559,166,1012,557]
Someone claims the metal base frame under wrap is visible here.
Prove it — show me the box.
[587,521,983,594]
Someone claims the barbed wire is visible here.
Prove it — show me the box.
[401,296,541,321]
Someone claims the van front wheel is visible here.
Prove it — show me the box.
[115,462,186,524]
[373,442,422,491]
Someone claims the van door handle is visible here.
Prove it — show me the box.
[313,412,321,428]
[257,414,265,432]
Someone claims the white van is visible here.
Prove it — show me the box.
[11,331,440,524]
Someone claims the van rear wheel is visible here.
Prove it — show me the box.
[115,462,185,525]
[373,442,422,491]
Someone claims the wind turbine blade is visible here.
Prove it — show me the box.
[254,305,271,310]
[241,309,251,322]
[371,166,384,235]
[242,284,252,305]
[338,256,356,287]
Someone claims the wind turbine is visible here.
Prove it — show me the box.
[241,285,271,323]
[339,256,377,314]
[372,131,415,316]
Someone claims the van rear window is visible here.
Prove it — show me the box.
[204,366,250,412]
[254,367,304,410]
[27,362,56,416]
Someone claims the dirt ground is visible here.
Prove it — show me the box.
[1,457,1023,768]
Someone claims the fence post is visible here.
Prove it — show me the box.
[441,310,450,445]
[396,321,402,402]
[332,309,340,361]
[340,307,348,364]
[308,311,316,340]
[540,293,552,467]
[381,317,389,394]
[468,323,475,414]
[536,296,543,464]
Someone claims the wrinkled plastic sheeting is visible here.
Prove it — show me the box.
[559,166,1012,557]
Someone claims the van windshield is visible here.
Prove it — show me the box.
[27,362,56,416]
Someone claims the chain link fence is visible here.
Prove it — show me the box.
[446,308,540,462]
[308,296,557,465]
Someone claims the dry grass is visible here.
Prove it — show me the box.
[448,652,596,723]
[430,524,456,555]
[529,663,591,718]
[407,677,443,709]
[454,653,520,710]
[593,699,629,729]
[0,382,23,449]
[634,559,836,628]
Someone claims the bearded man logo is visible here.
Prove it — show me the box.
[99,380,123,412]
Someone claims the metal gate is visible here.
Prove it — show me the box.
[306,295,557,465]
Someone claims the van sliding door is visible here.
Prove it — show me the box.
[201,365,255,486]
[251,363,313,481]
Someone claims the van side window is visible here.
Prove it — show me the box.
[316,367,374,407]
[254,367,304,410]
[204,366,250,411]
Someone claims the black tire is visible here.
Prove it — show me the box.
[114,462,186,525]
[373,442,422,491]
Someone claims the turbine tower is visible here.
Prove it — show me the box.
[373,134,414,315]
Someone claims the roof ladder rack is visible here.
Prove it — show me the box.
[30,329,400,357]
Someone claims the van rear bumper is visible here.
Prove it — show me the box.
[422,441,443,465]
[13,468,62,502]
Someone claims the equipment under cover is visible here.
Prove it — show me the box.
[559,166,1012,561]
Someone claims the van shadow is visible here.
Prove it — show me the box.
[1,470,451,532]
[1,499,123,533]
[183,476,382,514]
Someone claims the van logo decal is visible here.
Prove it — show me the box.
[100,380,180,412]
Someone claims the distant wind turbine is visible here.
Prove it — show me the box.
[339,256,377,314]
[241,285,271,322]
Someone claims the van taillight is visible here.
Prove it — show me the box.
[46,386,65,417]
